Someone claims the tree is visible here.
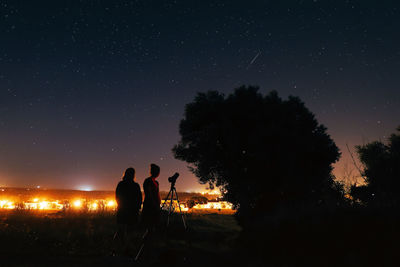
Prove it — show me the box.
[351,126,400,207]
[173,86,340,229]
[190,196,208,204]
[186,199,196,209]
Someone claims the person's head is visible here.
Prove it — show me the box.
[150,163,160,178]
[122,167,135,181]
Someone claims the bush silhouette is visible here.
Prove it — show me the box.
[351,126,400,208]
[190,196,208,204]
[173,86,341,230]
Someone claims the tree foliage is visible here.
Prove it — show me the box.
[173,86,340,228]
[351,126,400,207]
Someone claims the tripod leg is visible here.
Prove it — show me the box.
[111,230,118,257]
[173,188,187,230]
[142,228,149,239]
[134,228,149,262]
[167,188,174,227]
[112,230,118,240]
[135,243,145,261]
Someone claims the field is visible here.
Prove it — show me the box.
[0,209,241,266]
[2,189,400,266]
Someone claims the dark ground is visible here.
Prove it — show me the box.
[0,210,240,267]
[1,208,400,267]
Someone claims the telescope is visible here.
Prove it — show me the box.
[168,172,179,185]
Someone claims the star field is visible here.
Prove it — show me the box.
[0,1,399,190]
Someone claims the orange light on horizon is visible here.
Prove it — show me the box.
[107,200,115,207]
[180,204,189,212]
[0,200,7,207]
[0,192,232,213]
[73,200,82,208]
[39,201,48,210]
[199,189,221,196]
[91,202,98,210]
[6,201,15,209]
[0,200,15,209]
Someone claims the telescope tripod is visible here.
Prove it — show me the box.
[161,182,187,230]
[134,182,187,262]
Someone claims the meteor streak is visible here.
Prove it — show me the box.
[246,50,261,69]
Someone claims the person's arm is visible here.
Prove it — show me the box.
[115,182,121,207]
[136,183,142,210]
[154,183,161,208]
[143,180,150,204]
[156,181,161,205]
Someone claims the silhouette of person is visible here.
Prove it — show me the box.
[113,167,142,256]
[142,163,161,230]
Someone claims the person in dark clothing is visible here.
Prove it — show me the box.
[113,167,142,256]
[142,163,161,230]
[133,164,161,261]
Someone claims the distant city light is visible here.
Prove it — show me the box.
[0,189,234,213]
[200,189,221,196]
[0,200,15,209]
[73,200,82,208]
[0,200,8,208]
[39,201,48,209]
[91,202,98,210]
[78,186,93,191]
[107,200,116,207]
[0,197,234,213]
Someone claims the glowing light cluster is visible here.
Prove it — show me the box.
[160,200,232,212]
[107,200,115,207]
[180,205,189,212]
[200,189,222,196]
[73,200,82,208]
[0,197,232,213]
[160,200,189,212]
[71,199,116,211]
[25,200,63,210]
[192,201,233,210]
[0,200,15,209]
[90,202,98,210]
[0,198,117,212]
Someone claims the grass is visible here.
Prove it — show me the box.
[238,207,400,267]
[2,207,399,266]
[0,210,241,266]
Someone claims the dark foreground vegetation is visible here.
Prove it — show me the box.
[1,208,399,267]
[171,86,400,266]
[240,207,400,267]
[0,210,240,267]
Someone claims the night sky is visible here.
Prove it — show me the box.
[0,1,399,191]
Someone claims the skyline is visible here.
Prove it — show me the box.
[0,1,399,191]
